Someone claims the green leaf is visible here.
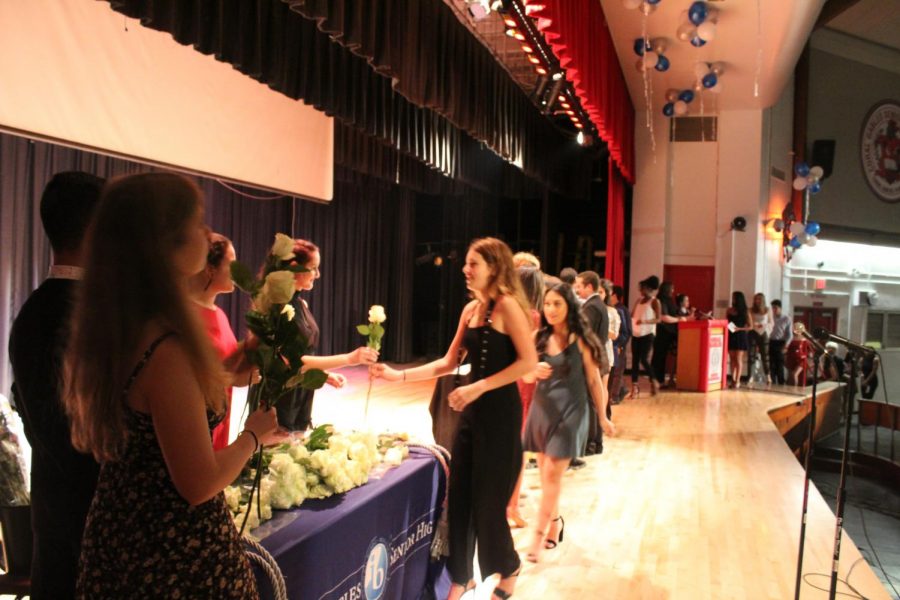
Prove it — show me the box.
[230,261,259,295]
[356,324,371,336]
[371,323,384,339]
[305,424,333,451]
[299,369,328,390]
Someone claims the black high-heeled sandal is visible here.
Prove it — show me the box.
[492,566,521,599]
[544,516,565,550]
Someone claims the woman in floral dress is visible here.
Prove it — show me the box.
[64,173,278,598]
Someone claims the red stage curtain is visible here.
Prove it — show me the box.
[529,0,635,184]
[605,160,626,284]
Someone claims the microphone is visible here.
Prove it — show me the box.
[811,327,876,356]
[793,323,827,355]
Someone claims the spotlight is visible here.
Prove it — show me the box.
[535,67,547,75]
[521,44,534,53]
[551,71,564,81]
[730,216,747,232]
[577,131,593,146]
[503,18,517,28]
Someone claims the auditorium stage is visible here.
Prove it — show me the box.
[309,367,891,600]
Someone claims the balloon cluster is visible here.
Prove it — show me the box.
[693,62,724,94]
[662,88,695,117]
[623,0,662,16]
[676,1,719,47]
[786,161,826,250]
[792,162,825,194]
[633,38,670,72]
[787,220,821,249]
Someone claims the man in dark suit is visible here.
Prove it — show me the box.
[8,172,104,599]
[573,270,610,460]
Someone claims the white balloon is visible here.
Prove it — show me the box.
[623,0,643,9]
[643,51,659,69]
[677,23,696,42]
[666,88,680,102]
[792,176,808,191]
[694,62,710,79]
[790,221,806,236]
[674,100,689,116]
[806,235,818,247]
[697,22,717,41]
[799,232,810,244]
[809,166,824,179]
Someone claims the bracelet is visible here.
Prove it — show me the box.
[240,429,259,453]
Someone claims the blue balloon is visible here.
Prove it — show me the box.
[702,72,718,88]
[678,89,695,103]
[809,181,822,194]
[794,162,810,177]
[805,222,821,236]
[633,38,648,56]
[690,36,707,48]
[647,0,662,4]
[663,103,675,117]
[789,236,802,249]
[688,1,708,26]
[655,55,670,72]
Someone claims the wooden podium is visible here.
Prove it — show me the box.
[676,319,728,392]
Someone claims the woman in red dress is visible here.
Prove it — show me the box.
[188,233,254,449]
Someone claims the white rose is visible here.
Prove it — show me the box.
[271,233,295,261]
[281,303,296,321]
[368,305,387,324]
[264,270,296,305]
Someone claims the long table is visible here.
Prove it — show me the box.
[252,448,449,600]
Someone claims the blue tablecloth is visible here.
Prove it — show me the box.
[253,448,450,600]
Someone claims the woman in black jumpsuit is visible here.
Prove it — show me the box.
[371,237,537,600]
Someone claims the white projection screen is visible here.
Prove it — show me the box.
[0,0,333,201]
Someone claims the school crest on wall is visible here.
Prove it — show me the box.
[860,100,900,203]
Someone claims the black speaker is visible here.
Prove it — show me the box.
[811,139,835,179]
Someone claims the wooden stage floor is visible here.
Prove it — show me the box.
[305,367,892,599]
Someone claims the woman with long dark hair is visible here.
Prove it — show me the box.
[630,276,661,397]
[522,283,615,563]
[64,173,278,598]
[727,291,753,388]
[372,237,537,600]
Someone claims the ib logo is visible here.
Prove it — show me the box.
[363,538,389,600]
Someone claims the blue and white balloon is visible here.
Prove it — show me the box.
[805,222,821,236]
[663,102,675,117]
[690,36,707,47]
[794,162,810,177]
[678,89,695,103]
[655,54,670,72]
[688,1,708,25]
[702,72,718,88]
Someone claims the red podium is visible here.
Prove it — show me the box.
[676,319,728,392]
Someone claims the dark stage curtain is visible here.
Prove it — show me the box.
[103,0,591,199]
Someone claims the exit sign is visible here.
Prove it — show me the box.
[815,279,827,290]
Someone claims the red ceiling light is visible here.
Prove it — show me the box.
[536,67,547,75]
[574,122,584,128]
[505,28,517,37]
[527,55,540,64]
[560,102,570,109]
[514,32,526,41]
[565,109,575,115]
[503,18,517,28]
[558,94,566,102]
[521,44,533,53]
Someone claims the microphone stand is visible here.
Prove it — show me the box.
[828,350,860,600]
[793,345,824,600]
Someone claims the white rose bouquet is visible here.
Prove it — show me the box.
[228,233,328,533]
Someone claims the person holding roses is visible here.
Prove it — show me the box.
[272,238,379,432]
[63,173,278,598]
[188,233,258,449]
[371,237,537,600]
